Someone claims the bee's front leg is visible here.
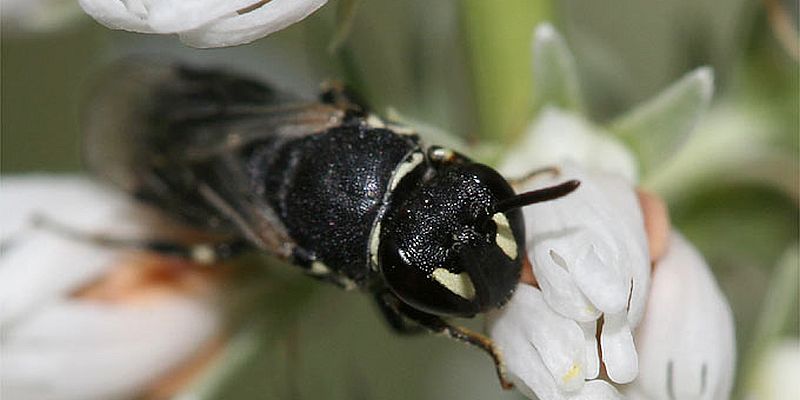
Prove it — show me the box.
[372,291,426,335]
[385,295,514,390]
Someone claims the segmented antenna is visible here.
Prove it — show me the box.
[494,180,580,214]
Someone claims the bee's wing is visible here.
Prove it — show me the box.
[82,61,347,190]
[82,61,349,259]
[176,102,348,162]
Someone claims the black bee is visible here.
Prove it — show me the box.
[81,62,578,389]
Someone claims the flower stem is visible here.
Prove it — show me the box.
[460,1,553,142]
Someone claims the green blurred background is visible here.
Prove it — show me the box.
[2,0,797,399]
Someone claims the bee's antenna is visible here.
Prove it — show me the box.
[494,180,580,214]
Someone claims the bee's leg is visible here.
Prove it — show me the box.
[392,301,514,390]
[508,166,560,187]
[372,291,425,335]
[31,214,249,265]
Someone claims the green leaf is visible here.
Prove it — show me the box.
[609,67,714,177]
[531,23,585,114]
[327,0,363,54]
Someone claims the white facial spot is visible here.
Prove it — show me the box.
[369,221,382,269]
[431,268,476,300]
[492,213,518,259]
[310,260,330,275]
[389,152,424,191]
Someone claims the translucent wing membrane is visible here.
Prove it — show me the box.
[81,60,350,258]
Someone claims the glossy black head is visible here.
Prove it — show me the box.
[376,151,581,318]
[377,158,527,317]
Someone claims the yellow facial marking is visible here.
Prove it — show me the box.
[492,213,517,259]
[431,268,476,300]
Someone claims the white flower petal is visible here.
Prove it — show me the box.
[493,328,561,400]
[518,163,649,322]
[578,321,600,379]
[0,175,223,400]
[572,381,624,400]
[142,0,256,32]
[78,0,153,32]
[0,231,117,326]
[2,299,219,400]
[488,285,586,394]
[179,0,327,48]
[0,176,158,326]
[532,245,601,322]
[500,108,638,182]
[595,169,651,327]
[121,0,148,18]
[489,285,632,399]
[1,176,147,239]
[571,244,629,315]
[622,232,735,399]
[78,0,327,47]
[600,311,638,383]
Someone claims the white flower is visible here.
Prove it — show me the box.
[487,285,624,399]
[0,175,222,400]
[622,232,736,400]
[507,162,650,385]
[78,0,328,48]
[490,226,737,399]
[487,160,648,398]
[499,107,638,183]
[491,32,652,391]
[483,23,735,399]
[487,231,738,400]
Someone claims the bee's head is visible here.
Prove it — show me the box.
[377,155,578,317]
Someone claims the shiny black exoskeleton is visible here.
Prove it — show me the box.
[83,62,579,389]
